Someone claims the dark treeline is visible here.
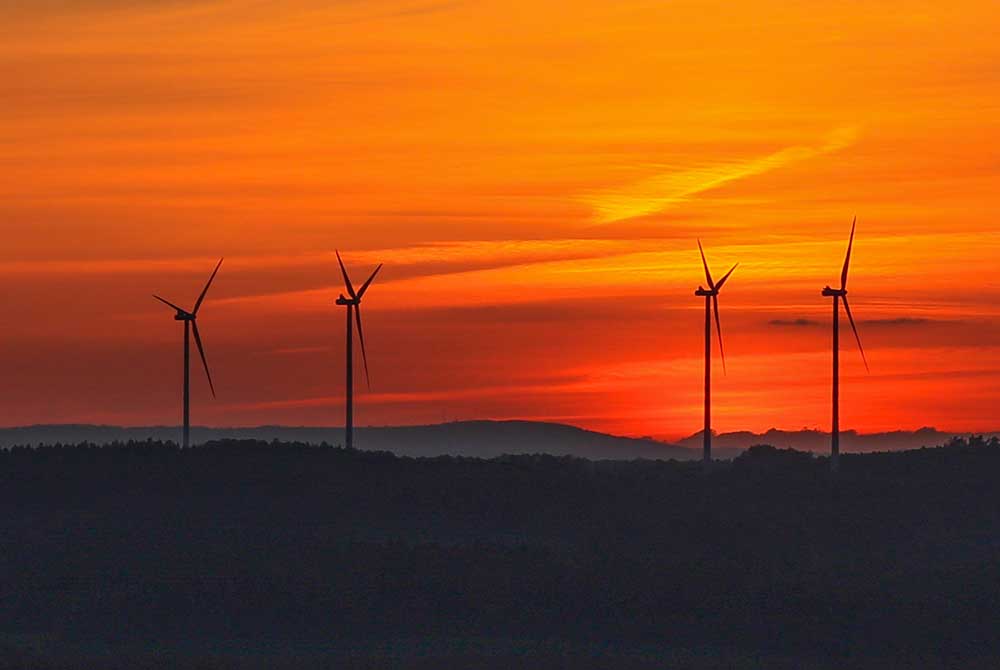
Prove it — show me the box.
[2,437,1000,668]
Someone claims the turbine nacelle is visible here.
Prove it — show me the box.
[695,286,716,297]
[821,286,846,297]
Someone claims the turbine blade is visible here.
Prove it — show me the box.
[193,258,223,315]
[356,263,383,299]
[840,216,856,291]
[697,239,715,289]
[713,294,727,375]
[841,296,869,372]
[153,294,185,313]
[355,306,371,389]
[715,263,738,291]
[191,320,216,397]
[336,250,357,299]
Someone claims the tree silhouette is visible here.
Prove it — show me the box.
[1,437,999,667]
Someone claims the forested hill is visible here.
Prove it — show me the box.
[4,422,988,460]
[2,436,1000,668]
[676,426,995,453]
[0,420,704,460]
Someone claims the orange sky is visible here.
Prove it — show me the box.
[2,0,1000,439]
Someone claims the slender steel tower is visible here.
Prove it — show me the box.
[334,251,382,449]
[694,241,737,465]
[821,218,868,472]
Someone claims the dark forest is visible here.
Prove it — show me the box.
[3,438,999,668]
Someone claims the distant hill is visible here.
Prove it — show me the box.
[6,422,991,459]
[0,420,700,461]
[677,427,998,453]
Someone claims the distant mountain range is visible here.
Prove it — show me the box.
[676,427,995,453]
[0,421,701,461]
[0,421,988,459]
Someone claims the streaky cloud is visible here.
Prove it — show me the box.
[581,127,858,224]
[861,317,965,327]
[769,318,822,327]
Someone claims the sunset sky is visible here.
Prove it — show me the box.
[3,0,1000,439]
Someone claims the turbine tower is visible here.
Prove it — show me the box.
[821,218,869,473]
[335,251,382,450]
[694,241,737,465]
[153,258,223,449]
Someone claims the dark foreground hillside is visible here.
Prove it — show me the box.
[2,438,1000,669]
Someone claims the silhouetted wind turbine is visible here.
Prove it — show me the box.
[335,251,382,450]
[153,258,223,449]
[695,241,737,465]
[821,217,869,473]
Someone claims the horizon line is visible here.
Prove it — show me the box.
[3,420,999,442]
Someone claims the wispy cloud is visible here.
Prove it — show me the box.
[0,0,195,17]
[768,316,962,329]
[769,318,822,327]
[862,317,964,328]
[580,127,858,224]
[0,239,654,281]
[228,378,603,411]
[265,345,332,355]
[0,0,462,25]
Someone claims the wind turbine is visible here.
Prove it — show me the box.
[695,241,737,465]
[153,258,223,449]
[335,251,382,450]
[821,217,869,472]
